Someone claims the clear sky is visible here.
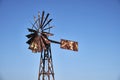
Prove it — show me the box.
[0,0,120,80]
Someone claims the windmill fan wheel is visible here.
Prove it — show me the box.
[26,11,54,53]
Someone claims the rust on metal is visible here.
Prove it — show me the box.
[60,39,78,51]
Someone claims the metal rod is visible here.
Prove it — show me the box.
[49,39,61,44]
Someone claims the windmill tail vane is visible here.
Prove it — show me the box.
[49,39,78,51]
[26,11,78,80]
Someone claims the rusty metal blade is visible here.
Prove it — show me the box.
[42,32,54,36]
[30,22,38,30]
[38,12,41,29]
[26,37,35,44]
[26,33,36,38]
[40,36,46,50]
[43,26,54,31]
[41,35,50,44]
[39,37,43,52]
[37,37,42,52]
[27,28,36,32]
[40,11,45,28]
[34,16,39,29]
[41,13,49,28]
[42,19,52,29]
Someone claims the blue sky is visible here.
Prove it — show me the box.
[0,0,120,80]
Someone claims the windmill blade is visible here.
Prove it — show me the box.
[30,22,38,30]
[38,11,40,18]
[29,36,40,53]
[34,16,37,22]
[43,26,54,31]
[41,35,50,44]
[29,41,35,50]
[34,16,39,28]
[41,13,49,28]
[26,39,31,44]
[30,41,38,53]
[33,18,39,26]
[38,12,41,29]
[40,37,46,50]
[39,37,43,53]
[43,32,54,36]
[26,37,35,44]
[26,33,36,38]
[27,28,36,32]
[42,19,52,29]
[40,11,45,28]
[37,37,42,52]
[38,17,41,29]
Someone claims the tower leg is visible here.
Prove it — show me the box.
[38,45,55,80]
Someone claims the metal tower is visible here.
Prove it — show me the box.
[38,44,55,80]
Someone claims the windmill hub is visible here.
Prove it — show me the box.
[38,32,41,36]
[38,30,42,36]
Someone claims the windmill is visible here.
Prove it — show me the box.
[26,11,78,80]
